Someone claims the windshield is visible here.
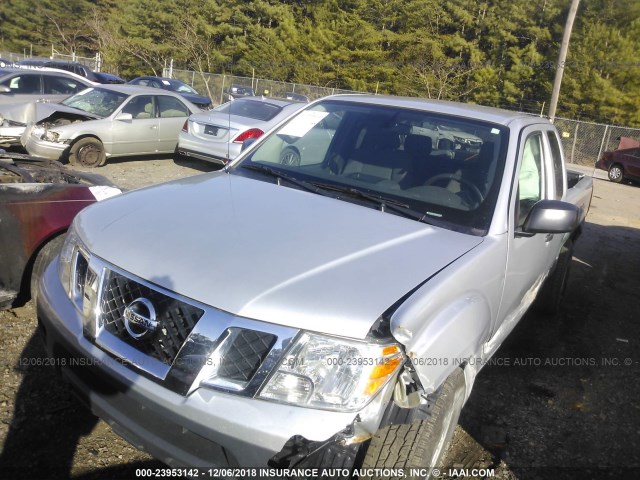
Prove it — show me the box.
[163,79,198,95]
[62,88,128,117]
[232,99,509,235]
[215,99,283,121]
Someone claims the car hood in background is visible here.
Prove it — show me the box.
[1,101,99,125]
[180,92,212,107]
[74,174,482,339]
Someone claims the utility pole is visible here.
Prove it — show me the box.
[548,0,581,122]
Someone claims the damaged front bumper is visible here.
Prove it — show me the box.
[0,124,26,147]
[23,124,68,161]
[37,261,389,468]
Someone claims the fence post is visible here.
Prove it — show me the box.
[570,122,579,164]
[596,125,609,166]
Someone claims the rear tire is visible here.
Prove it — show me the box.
[535,240,573,315]
[361,368,466,479]
[608,164,623,183]
[69,137,106,168]
[30,235,65,307]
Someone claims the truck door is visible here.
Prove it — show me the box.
[498,128,564,323]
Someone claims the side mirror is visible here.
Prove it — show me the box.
[0,85,10,94]
[115,112,133,122]
[241,138,258,152]
[521,200,580,234]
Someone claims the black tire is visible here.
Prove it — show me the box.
[30,235,65,307]
[280,147,301,166]
[535,240,573,315]
[361,368,466,479]
[608,164,624,183]
[69,137,107,168]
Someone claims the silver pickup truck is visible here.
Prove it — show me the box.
[37,95,592,474]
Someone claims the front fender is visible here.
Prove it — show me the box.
[392,292,491,395]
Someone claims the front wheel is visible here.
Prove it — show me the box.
[69,137,107,168]
[30,235,65,307]
[608,164,623,183]
[361,368,466,479]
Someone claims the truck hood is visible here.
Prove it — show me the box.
[75,174,482,339]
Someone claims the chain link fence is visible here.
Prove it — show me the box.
[3,48,639,171]
[553,117,640,169]
[163,67,360,106]
[0,50,99,70]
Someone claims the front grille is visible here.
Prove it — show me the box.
[100,270,204,366]
[218,329,276,382]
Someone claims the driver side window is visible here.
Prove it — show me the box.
[517,133,544,227]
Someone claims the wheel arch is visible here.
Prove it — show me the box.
[20,228,67,301]
[392,291,492,400]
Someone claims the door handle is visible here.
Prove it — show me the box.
[545,233,554,242]
[151,125,158,129]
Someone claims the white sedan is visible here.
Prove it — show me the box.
[24,85,200,167]
[177,97,305,166]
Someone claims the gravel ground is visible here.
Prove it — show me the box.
[1,157,639,479]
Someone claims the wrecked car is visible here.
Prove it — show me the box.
[23,85,200,167]
[0,152,120,309]
[37,95,592,473]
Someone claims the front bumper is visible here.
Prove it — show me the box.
[0,125,24,147]
[37,260,362,468]
[24,133,68,161]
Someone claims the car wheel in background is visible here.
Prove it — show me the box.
[279,147,301,167]
[30,234,65,307]
[69,137,107,168]
[608,164,624,183]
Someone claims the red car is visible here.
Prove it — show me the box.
[596,146,640,183]
[0,152,120,309]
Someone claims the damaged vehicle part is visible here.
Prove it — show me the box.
[37,95,592,472]
[23,85,200,167]
[0,152,120,309]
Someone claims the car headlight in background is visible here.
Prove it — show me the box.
[258,332,404,411]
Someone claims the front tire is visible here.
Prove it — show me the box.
[69,137,107,168]
[361,368,466,479]
[608,164,624,183]
[30,235,65,307]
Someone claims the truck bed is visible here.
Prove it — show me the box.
[566,168,593,225]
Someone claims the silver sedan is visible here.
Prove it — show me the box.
[24,85,200,167]
[177,96,305,166]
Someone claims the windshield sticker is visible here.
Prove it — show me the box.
[491,128,500,135]
[278,111,329,137]
[161,80,171,85]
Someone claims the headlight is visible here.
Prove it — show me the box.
[31,126,59,142]
[43,130,60,142]
[58,221,98,315]
[258,332,404,411]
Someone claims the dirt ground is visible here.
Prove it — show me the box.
[0,157,638,479]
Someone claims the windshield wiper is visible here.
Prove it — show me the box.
[310,182,441,225]
[240,163,328,195]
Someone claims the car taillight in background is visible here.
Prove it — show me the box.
[233,128,264,143]
[182,120,189,133]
